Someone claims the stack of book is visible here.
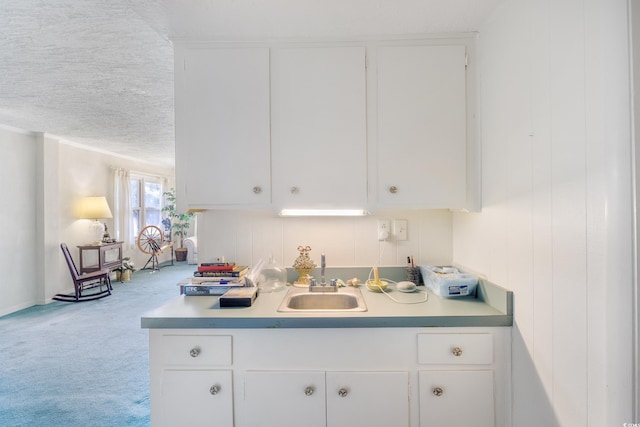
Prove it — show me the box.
[180,263,250,296]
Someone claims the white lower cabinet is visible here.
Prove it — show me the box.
[158,369,233,427]
[149,332,234,427]
[243,370,409,427]
[243,371,326,427]
[326,371,409,427]
[419,370,494,427]
[417,333,498,427]
[148,328,510,427]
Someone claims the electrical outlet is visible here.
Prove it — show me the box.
[393,219,408,241]
[377,219,391,241]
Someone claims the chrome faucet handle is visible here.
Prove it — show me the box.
[309,276,338,292]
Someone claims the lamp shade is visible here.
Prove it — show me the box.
[76,196,113,220]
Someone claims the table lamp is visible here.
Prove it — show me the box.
[77,196,113,244]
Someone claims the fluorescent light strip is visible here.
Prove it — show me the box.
[279,209,369,217]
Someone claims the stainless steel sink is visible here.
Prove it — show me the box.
[278,286,367,312]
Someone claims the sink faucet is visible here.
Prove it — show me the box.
[309,253,338,292]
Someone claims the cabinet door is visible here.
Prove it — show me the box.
[175,47,271,208]
[243,371,326,427]
[271,47,368,210]
[377,45,467,208]
[419,370,494,427]
[158,369,233,427]
[326,371,409,427]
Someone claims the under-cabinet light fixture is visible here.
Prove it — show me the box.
[279,209,370,217]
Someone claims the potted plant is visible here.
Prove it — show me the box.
[115,257,136,282]
[161,217,172,241]
[162,188,195,262]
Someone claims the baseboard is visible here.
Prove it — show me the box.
[0,300,39,318]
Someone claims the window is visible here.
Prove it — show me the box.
[130,175,163,238]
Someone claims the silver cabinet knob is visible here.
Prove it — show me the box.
[252,186,262,194]
[210,385,220,395]
[290,186,300,194]
[452,346,463,357]
[389,185,398,194]
[189,347,200,358]
[338,388,348,397]
[304,386,314,396]
[433,387,444,397]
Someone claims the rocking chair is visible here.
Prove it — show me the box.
[54,243,112,302]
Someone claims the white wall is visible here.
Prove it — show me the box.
[198,209,453,269]
[0,126,38,315]
[453,0,635,425]
[632,0,640,417]
[0,126,175,316]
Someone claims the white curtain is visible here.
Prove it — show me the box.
[113,168,134,249]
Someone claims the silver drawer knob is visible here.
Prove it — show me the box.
[210,385,220,395]
[290,186,300,194]
[304,386,314,396]
[433,387,444,397]
[189,347,200,358]
[389,185,398,194]
[452,346,463,357]
[338,388,348,397]
[252,186,262,194]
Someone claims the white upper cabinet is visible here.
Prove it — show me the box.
[271,47,368,211]
[174,38,478,212]
[375,44,470,209]
[174,46,271,210]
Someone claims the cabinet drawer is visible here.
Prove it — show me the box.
[158,334,232,366]
[417,333,493,365]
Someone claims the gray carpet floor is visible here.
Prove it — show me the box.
[0,261,194,427]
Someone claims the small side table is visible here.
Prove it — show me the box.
[77,241,123,274]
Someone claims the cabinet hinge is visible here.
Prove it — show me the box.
[465,53,468,70]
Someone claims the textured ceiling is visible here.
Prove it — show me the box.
[0,0,175,165]
[0,0,502,167]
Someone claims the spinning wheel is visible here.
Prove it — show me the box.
[138,225,164,255]
[137,225,173,271]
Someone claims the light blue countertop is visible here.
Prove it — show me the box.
[140,273,513,329]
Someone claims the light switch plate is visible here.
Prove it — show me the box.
[393,219,408,240]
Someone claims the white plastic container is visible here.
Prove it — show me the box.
[419,265,478,297]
